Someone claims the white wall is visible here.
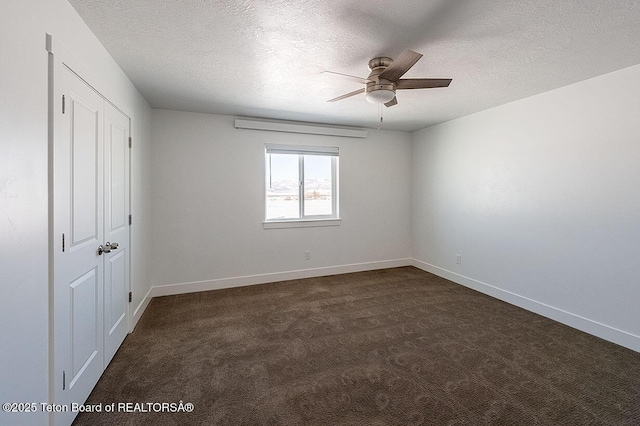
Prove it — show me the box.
[411,64,640,352]
[0,1,152,425]
[150,110,412,293]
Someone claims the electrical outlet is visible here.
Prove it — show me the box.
[456,254,462,264]
[305,250,311,260]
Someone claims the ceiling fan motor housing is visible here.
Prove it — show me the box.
[366,57,396,103]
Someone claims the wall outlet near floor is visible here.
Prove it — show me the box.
[305,250,311,260]
[456,254,462,264]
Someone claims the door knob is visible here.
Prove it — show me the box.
[98,242,119,255]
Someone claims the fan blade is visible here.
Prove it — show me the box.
[321,71,372,84]
[327,88,365,102]
[378,50,423,82]
[396,78,452,89]
[384,97,398,107]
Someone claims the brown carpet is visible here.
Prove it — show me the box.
[73,267,640,425]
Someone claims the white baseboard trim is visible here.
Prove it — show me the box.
[150,258,413,298]
[130,286,153,332]
[411,258,640,353]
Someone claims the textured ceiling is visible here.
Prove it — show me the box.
[68,0,640,132]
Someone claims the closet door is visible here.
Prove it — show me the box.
[103,102,130,366]
[53,63,105,425]
[52,56,131,425]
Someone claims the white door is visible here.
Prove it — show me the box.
[103,102,130,366]
[53,63,105,426]
[52,59,131,425]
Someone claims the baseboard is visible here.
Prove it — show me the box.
[151,258,413,298]
[130,286,152,331]
[411,259,640,353]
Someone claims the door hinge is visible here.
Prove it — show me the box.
[129,214,132,225]
[62,370,66,390]
[128,136,132,148]
[62,95,65,114]
[129,291,132,303]
[62,233,65,252]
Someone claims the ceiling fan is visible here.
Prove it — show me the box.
[323,50,452,107]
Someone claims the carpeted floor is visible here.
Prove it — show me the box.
[73,267,640,425]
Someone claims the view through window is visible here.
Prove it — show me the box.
[265,145,338,221]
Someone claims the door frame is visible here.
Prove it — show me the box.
[47,34,133,425]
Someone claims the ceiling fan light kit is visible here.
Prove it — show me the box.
[325,50,452,108]
[365,88,396,104]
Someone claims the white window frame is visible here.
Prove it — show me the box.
[264,144,340,229]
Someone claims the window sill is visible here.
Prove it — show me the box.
[263,218,341,229]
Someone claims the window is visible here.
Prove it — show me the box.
[265,144,339,226]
